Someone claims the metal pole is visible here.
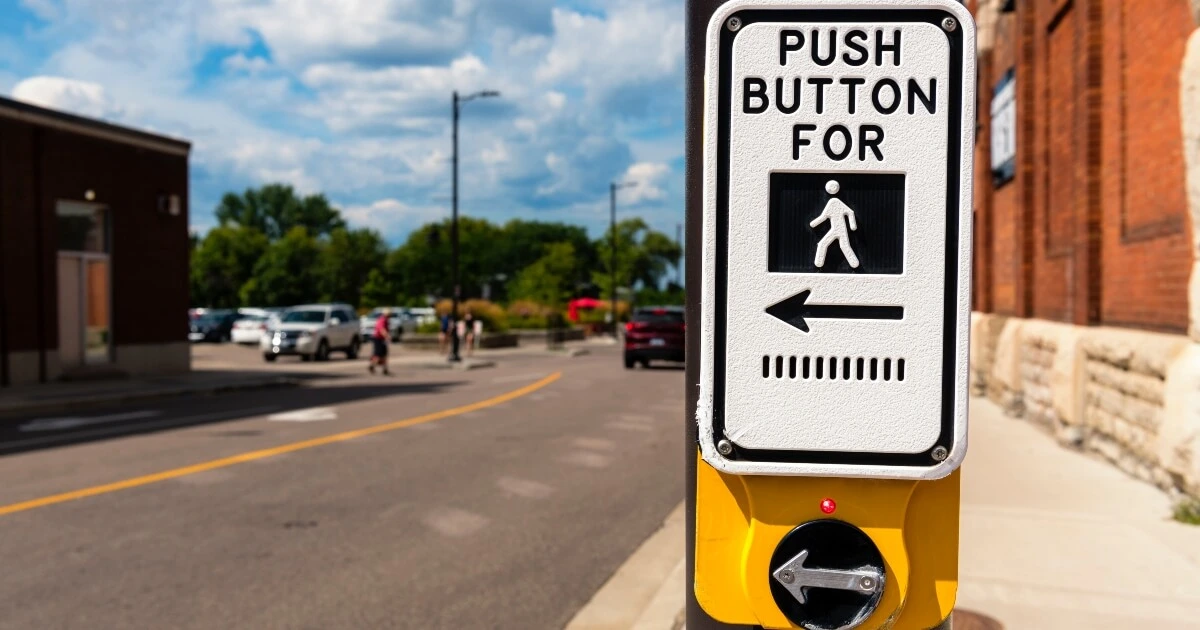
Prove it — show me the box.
[610,181,618,335]
[449,91,461,362]
[685,1,751,628]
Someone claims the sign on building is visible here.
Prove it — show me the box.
[991,68,1016,186]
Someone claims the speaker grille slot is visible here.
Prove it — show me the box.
[761,355,908,382]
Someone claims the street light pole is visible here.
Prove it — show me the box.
[449,89,500,362]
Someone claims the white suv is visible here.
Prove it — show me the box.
[262,304,360,362]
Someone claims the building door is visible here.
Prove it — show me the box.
[56,202,111,369]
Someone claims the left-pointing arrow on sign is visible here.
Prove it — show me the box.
[765,290,903,333]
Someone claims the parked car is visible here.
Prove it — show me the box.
[231,315,270,345]
[409,307,436,327]
[623,306,685,368]
[261,303,360,362]
[189,310,238,343]
[359,308,404,342]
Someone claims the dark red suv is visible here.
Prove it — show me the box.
[623,307,685,368]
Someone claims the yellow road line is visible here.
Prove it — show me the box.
[0,372,562,518]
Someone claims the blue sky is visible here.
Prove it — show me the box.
[0,0,685,245]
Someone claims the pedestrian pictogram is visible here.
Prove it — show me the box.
[810,180,859,269]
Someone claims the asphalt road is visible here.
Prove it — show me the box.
[0,346,685,629]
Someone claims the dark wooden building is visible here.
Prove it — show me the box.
[0,96,191,386]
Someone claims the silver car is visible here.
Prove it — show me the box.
[261,304,360,362]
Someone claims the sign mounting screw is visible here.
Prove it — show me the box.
[727,16,742,32]
[778,569,795,584]
[717,439,734,456]
[931,446,949,462]
[941,17,957,32]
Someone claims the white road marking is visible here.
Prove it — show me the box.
[572,437,617,451]
[495,476,555,499]
[19,410,162,433]
[558,450,612,469]
[1,406,278,451]
[268,407,337,422]
[422,507,489,538]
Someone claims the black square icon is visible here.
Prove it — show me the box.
[768,172,905,274]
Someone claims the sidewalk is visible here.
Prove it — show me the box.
[0,369,297,419]
[579,395,1200,629]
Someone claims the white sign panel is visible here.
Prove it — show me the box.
[697,0,975,479]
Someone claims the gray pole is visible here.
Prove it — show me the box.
[449,91,461,362]
[685,1,751,628]
[610,181,618,334]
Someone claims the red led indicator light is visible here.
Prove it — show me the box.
[820,498,837,514]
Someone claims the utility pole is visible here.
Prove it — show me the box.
[448,89,500,362]
[610,181,636,334]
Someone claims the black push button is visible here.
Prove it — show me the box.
[768,519,886,630]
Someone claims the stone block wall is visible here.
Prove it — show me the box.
[974,312,1200,497]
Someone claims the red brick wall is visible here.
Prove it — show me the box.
[983,6,1026,316]
[972,0,1195,333]
[1097,0,1194,331]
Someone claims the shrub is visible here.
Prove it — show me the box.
[434,298,509,332]
[1174,497,1200,525]
[506,300,557,330]
[577,300,630,324]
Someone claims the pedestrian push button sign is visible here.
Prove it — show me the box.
[697,0,976,479]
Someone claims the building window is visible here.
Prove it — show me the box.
[56,201,108,253]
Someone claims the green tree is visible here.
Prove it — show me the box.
[591,218,683,309]
[359,268,396,310]
[215,183,345,240]
[496,220,597,295]
[385,217,504,302]
[189,226,269,308]
[318,227,387,306]
[507,242,578,307]
[241,227,322,307]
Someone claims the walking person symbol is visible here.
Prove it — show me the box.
[810,179,860,268]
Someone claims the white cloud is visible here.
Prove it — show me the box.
[620,162,670,203]
[222,53,272,74]
[6,0,686,242]
[12,76,126,120]
[341,198,447,239]
[534,2,683,111]
[19,0,59,20]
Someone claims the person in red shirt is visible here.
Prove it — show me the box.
[368,308,391,375]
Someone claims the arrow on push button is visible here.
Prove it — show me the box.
[771,549,884,605]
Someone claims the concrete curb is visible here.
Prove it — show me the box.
[564,502,685,630]
[0,376,299,421]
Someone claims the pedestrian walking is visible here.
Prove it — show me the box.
[462,311,477,356]
[439,311,451,355]
[368,308,391,376]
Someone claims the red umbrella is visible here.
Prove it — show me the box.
[567,297,603,322]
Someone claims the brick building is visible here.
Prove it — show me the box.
[968,0,1200,497]
[0,96,191,386]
